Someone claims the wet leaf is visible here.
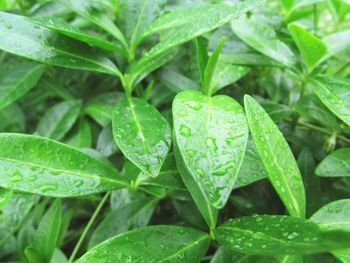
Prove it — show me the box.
[316,148,350,177]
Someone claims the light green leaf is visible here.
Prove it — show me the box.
[220,52,285,67]
[244,95,306,218]
[0,63,45,110]
[322,30,350,61]
[78,226,211,263]
[66,119,92,148]
[160,69,200,93]
[29,16,126,55]
[0,133,127,197]
[173,90,248,209]
[288,23,327,72]
[231,18,295,67]
[36,99,82,140]
[312,76,350,126]
[316,148,350,177]
[0,11,120,76]
[196,37,209,87]
[135,0,263,75]
[215,215,350,255]
[112,97,172,177]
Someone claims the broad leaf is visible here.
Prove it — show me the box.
[322,30,350,61]
[29,17,126,55]
[0,11,120,76]
[316,148,350,177]
[244,95,306,218]
[36,100,82,140]
[231,18,295,67]
[112,97,172,177]
[0,63,45,110]
[173,90,248,209]
[134,0,263,74]
[78,226,211,262]
[0,133,127,196]
[312,76,350,126]
[215,215,350,255]
[288,24,327,72]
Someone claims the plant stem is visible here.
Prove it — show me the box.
[68,192,110,263]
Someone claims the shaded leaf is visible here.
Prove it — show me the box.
[316,148,350,177]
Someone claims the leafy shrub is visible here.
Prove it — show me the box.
[0,0,350,262]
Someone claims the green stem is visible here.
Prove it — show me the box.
[68,192,110,263]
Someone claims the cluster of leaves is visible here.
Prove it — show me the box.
[1,0,350,262]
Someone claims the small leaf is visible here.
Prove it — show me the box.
[0,103,25,133]
[215,215,350,255]
[0,133,127,197]
[0,63,45,110]
[244,95,306,218]
[312,76,350,127]
[112,97,172,177]
[36,100,82,140]
[0,11,120,76]
[173,90,248,209]
[288,23,327,72]
[78,226,211,262]
[196,37,209,87]
[316,148,350,178]
[231,17,295,67]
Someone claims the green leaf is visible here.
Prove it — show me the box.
[215,214,350,255]
[173,90,248,209]
[231,17,295,67]
[135,0,263,74]
[312,76,350,127]
[0,11,120,76]
[0,133,127,197]
[97,124,119,157]
[0,103,25,133]
[57,0,127,48]
[288,23,327,72]
[29,17,126,55]
[31,199,62,262]
[244,95,306,218]
[322,30,350,61]
[89,197,158,248]
[36,99,82,140]
[66,119,92,148]
[77,226,211,262]
[203,36,226,96]
[0,188,12,209]
[220,52,285,67]
[0,63,45,110]
[196,37,209,87]
[316,148,350,178]
[112,97,172,177]
[160,69,201,93]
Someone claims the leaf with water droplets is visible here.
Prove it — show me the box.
[36,99,82,141]
[215,215,350,255]
[0,63,45,110]
[0,133,128,197]
[312,76,350,127]
[316,148,350,178]
[231,17,295,67]
[174,90,249,209]
[288,23,327,72]
[77,225,210,263]
[112,97,172,177]
[244,95,306,218]
[0,11,120,76]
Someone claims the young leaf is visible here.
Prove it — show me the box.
[0,133,127,197]
[312,76,350,126]
[36,100,82,140]
[215,215,350,255]
[0,63,45,110]
[203,36,226,96]
[316,148,350,178]
[31,199,62,263]
[134,0,263,74]
[196,37,209,87]
[0,11,120,76]
[173,90,249,208]
[288,23,327,72]
[112,97,172,177]
[77,226,211,262]
[231,17,295,67]
[29,17,126,55]
[244,95,306,218]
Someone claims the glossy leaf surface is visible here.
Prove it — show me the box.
[112,97,172,177]
[78,226,211,263]
[244,95,305,218]
[0,133,127,197]
[316,148,350,177]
